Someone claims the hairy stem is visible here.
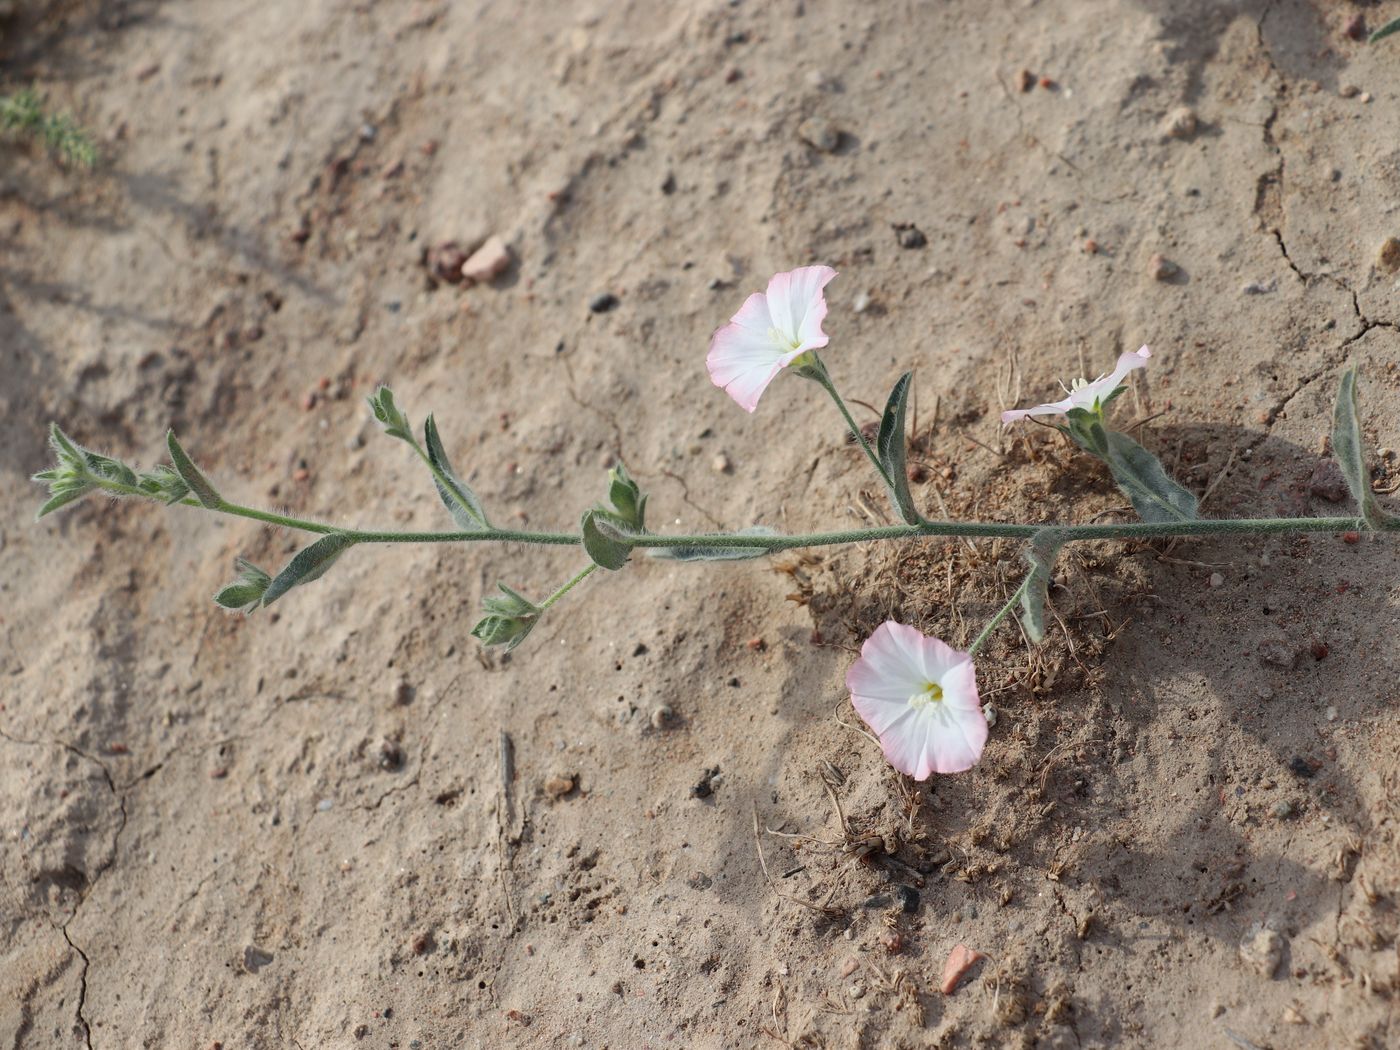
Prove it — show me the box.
[810,365,897,494]
[539,564,598,610]
[968,576,1033,657]
[88,473,1387,550]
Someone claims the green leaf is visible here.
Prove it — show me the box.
[213,558,273,614]
[471,612,538,651]
[482,582,539,617]
[260,534,356,607]
[36,487,92,519]
[423,415,490,530]
[876,372,920,525]
[647,525,779,562]
[1018,530,1067,644]
[1100,428,1198,523]
[166,431,222,509]
[1370,16,1400,44]
[1331,369,1392,529]
[137,465,191,505]
[604,461,647,532]
[82,450,138,488]
[580,510,631,571]
[367,385,412,441]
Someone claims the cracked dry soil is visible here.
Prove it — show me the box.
[4,1,1400,1047]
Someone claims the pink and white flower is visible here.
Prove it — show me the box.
[1001,345,1152,424]
[847,621,987,779]
[706,266,838,412]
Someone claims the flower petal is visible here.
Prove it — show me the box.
[917,698,987,776]
[1000,396,1075,424]
[729,289,775,335]
[764,266,837,348]
[706,322,792,413]
[846,621,929,702]
[1102,344,1152,390]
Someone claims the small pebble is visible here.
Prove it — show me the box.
[940,944,986,995]
[1242,279,1277,295]
[650,705,673,729]
[543,773,576,798]
[460,235,511,283]
[852,290,871,313]
[1377,237,1400,273]
[982,703,997,729]
[1209,572,1225,589]
[848,982,865,1000]
[1148,253,1179,281]
[588,292,620,313]
[840,957,859,977]
[1325,705,1338,722]
[1016,68,1035,93]
[796,116,841,152]
[1343,13,1367,42]
[1340,83,1361,99]
[1272,799,1296,820]
[317,798,334,812]
[393,679,415,706]
[712,452,732,474]
[894,223,927,249]
[1159,106,1198,140]
[1308,459,1348,503]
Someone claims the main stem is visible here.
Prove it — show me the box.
[89,477,1385,549]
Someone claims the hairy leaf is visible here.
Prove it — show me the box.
[1100,428,1198,523]
[580,510,631,570]
[1331,369,1392,529]
[876,372,920,524]
[260,534,356,607]
[424,414,490,530]
[166,431,222,508]
[1018,530,1067,644]
[213,558,273,614]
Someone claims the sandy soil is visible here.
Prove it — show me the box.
[4,0,1400,1046]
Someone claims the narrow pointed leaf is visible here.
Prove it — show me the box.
[647,525,780,562]
[875,372,920,524]
[580,510,630,570]
[424,415,490,530]
[49,423,84,465]
[37,487,92,519]
[1331,369,1392,529]
[261,534,356,607]
[1370,16,1400,44]
[1100,429,1198,523]
[1018,530,1067,644]
[166,431,222,508]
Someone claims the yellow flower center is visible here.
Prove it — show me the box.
[908,682,944,709]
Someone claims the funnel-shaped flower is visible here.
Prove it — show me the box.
[706,266,838,412]
[847,622,986,778]
[1001,345,1151,424]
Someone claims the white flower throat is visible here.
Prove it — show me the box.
[767,326,801,351]
[908,681,944,709]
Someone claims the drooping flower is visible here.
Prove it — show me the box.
[1000,345,1151,424]
[706,265,838,412]
[846,621,986,778]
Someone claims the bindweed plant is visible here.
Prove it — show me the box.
[34,268,1399,781]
